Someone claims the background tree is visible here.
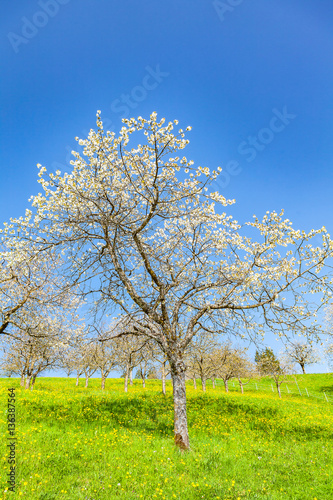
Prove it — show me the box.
[230,348,254,394]
[214,344,242,392]
[81,343,98,388]
[0,238,79,340]
[15,112,333,450]
[255,348,280,377]
[94,340,118,389]
[91,323,119,389]
[258,355,295,398]
[150,349,170,395]
[135,341,155,388]
[2,324,60,390]
[283,341,320,374]
[110,334,148,393]
[185,333,219,392]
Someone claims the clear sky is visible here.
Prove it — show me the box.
[1,0,333,374]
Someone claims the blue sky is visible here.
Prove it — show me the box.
[1,0,333,374]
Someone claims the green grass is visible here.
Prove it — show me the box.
[1,376,333,499]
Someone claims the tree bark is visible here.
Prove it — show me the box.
[201,377,206,392]
[101,372,105,390]
[142,376,146,388]
[76,374,79,386]
[85,375,89,388]
[277,384,281,398]
[300,363,306,374]
[212,378,216,389]
[20,373,25,387]
[129,368,133,385]
[25,375,32,390]
[192,377,197,390]
[224,379,229,393]
[124,365,129,393]
[170,357,190,451]
[30,374,37,390]
[162,364,166,395]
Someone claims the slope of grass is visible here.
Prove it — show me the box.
[0,376,332,499]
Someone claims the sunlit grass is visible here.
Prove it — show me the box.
[0,376,332,499]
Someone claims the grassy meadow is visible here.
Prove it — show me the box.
[1,374,333,500]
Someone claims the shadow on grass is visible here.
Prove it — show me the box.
[318,385,333,394]
[18,388,333,441]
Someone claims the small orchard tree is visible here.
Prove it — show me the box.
[135,341,156,388]
[13,112,333,450]
[94,340,118,389]
[284,341,320,374]
[151,349,170,395]
[3,328,58,390]
[92,323,119,389]
[112,335,148,392]
[258,355,295,398]
[66,344,86,387]
[214,344,241,392]
[81,343,98,388]
[185,333,219,392]
[232,349,254,394]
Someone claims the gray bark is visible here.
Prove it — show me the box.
[277,384,281,398]
[124,365,129,392]
[30,374,37,390]
[170,357,190,450]
[162,363,166,395]
[201,377,206,392]
[25,375,32,390]
[76,374,79,386]
[192,377,197,390]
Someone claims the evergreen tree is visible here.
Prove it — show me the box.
[255,347,280,375]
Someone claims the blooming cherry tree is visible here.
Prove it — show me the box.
[12,112,333,449]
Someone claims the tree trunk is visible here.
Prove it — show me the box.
[212,378,216,389]
[170,358,190,451]
[224,379,229,393]
[162,364,166,395]
[238,379,244,394]
[277,384,281,398]
[20,373,25,387]
[30,374,37,390]
[124,365,129,393]
[25,375,32,390]
[192,377,197,390]
[76,374,79,386]
[142,376,146,388]
[201,377,206,392]
[85,375,89,388]
[101,372,105,390]
[129,368,133,385]
[300,363,306,374]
